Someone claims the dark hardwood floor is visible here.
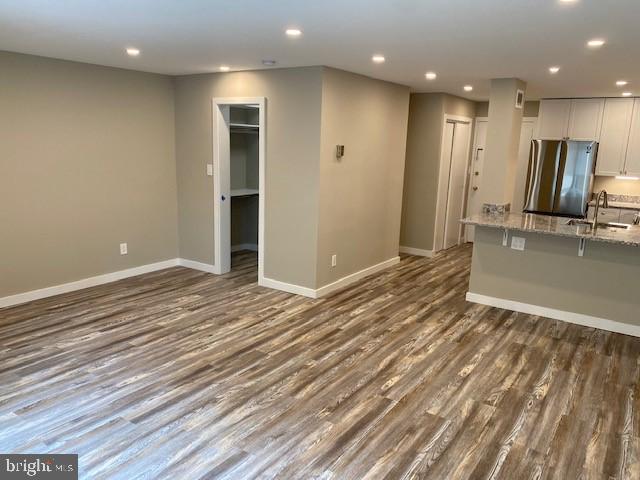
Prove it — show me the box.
[1,246,639,479]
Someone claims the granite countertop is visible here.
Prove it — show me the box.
[461,212,640,247]
[588,200,640,210]
[588,194,640,210]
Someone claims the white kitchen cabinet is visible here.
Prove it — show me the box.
[567,99,604,141]
[536,99,604,141]
[620,209,640,224]
[625,99,640,177]
[596,98,634,176]
[588,207,620,223]
[536,99,571,139]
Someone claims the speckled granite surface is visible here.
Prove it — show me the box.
[589,194,640,210]
[588,200,640,210]
[461,212,640,247]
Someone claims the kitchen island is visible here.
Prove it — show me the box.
[462,212,640,336]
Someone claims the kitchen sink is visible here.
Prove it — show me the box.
[565,219,630,230]
[565,219,593,227]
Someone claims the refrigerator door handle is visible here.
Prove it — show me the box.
[524,140,541,211]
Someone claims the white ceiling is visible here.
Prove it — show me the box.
[1,0,639,100]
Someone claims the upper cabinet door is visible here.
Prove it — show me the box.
[567,98,604,141]
[625,99,640,177]
[536,99,571,140]
[596,98,634,176]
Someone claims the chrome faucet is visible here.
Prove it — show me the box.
[593,190,609,228]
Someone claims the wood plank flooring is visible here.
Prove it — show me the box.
[1,246,639,479]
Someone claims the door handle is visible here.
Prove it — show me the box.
[221,195,226,201]
[473,186,479,191]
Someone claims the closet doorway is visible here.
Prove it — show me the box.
[435,115,472,252]
[212,97,265,280]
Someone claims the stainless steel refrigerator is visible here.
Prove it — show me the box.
[523,139,597,218]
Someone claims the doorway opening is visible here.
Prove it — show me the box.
[464,116,538,242]
[212,97,265,281]
[435,115,472,252]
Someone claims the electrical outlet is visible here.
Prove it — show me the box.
[206,164,213,176]
[120,243,128,255]
[511,236,526,251]
[331,254,337,267]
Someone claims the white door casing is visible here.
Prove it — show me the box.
[434,114,473,252]
[443,121,472,250]
[465,118,488,242]
[212,97,266,281]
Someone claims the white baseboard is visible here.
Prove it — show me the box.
[1,254,401,308]
[177,258,218,274]
[231,243,258,253]
[0,259,180,309]
[259,257,400,299]
[259,277,317,298]
[466,292,640,338]
[315,256,400,298]
[399,246,435,258]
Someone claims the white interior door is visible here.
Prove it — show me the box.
[465,119,488,242]
[443,121,472,250]
[213,104,232,274]
[512,119,537,213]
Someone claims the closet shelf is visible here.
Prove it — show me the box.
[230,188,259,197]
[229,122,259,129]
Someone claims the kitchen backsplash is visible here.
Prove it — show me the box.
[593,176,640,197]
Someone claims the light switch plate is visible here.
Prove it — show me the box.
[511,236,526,251]
[206,164,213,176]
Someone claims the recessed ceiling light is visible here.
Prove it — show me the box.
[616,80,628,86]
[126,48,140,57]
[262,59,277,66]
[372,55,386,64]
[559,0,578,3]
[549,66,560,74]
[425,72,437,80]
[587,39,605,48]
[464,85,473,92]
[219,65,230,72]
[285,28,302,37]
[622,92,633,97]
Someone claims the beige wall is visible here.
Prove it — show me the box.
[2,54,410,296]
[316,68,409,286]
[593,176,640,196]
[469,227,640,326]
[0,51,178,297]
[444,94,476,118]
[481,79,527,206]
[174,67,324,288]
[400,93,476,251]
[475,101,539,118]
